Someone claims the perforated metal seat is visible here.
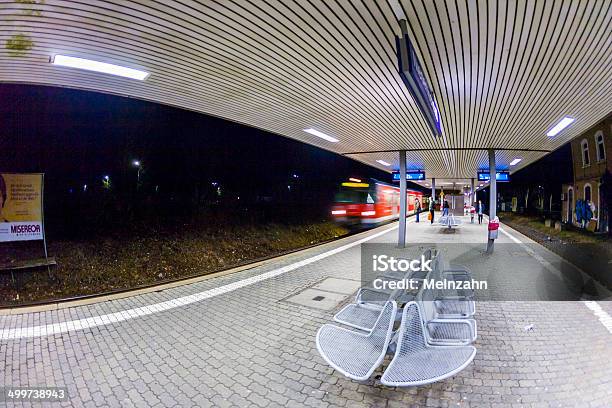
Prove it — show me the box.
[434,299,475,318]
[381,302,476,387]
[317,301,397,381]
[439,214,462,228]
[333,303,382,332]
[426,319,477,345]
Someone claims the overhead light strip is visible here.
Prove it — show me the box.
[303,128,338,143]
[546,117,575,137]
[52,55,150,80]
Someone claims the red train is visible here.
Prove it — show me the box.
[331,178,424,225]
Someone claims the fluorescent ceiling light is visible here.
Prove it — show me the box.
[376,160,391,166]
[510,158,522,166]
[546,117,575,137]
[303,128,338,142]
[52,55,149,80]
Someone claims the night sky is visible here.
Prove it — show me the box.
[0,84,395,206]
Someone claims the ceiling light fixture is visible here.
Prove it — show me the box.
[52,55,149,80]
[376,160,391,166]
[303,128,339,143]
[510,158,522,166]
[546,117,575,137]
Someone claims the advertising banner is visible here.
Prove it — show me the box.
[0,173,44,242]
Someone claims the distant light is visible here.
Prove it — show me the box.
[132,160,141,166]
[303,128,339,143]
[83,184,87,191]
[342,182,370,188]
[52,55,150,80]
[293,174,299,178]
[331,210,346,215]
[479,184,483,187]
[349,177,362,183]
[546,117,575,137]
[211,182,218,186]
[425,183,430,187]
[361,211,376,216]
[376,160,391,166]
[103,175,109,180]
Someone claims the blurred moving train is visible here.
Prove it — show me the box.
[331,178,424,226]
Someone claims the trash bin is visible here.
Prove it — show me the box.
[488,217,499,240]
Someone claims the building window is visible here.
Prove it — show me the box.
[595,131,605,162]
[581,139,590,166]
[585,184,591,202]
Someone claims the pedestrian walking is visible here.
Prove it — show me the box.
[443,200,450,216]
[415,198,421,223]
[477,200,484,224]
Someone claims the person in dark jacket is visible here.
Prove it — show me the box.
[477,200,484,224]
[415,198,421,223]
[429,198,435,224]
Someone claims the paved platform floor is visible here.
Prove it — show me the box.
[1,214,611,407]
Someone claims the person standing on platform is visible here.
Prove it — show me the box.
[429,198,435,224]
[415,198,421,223]
[443,200,449,216]
[477,200,484,224]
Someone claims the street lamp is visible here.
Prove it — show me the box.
[132,160,142,187]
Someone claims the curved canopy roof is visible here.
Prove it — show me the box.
[2,0,611,179]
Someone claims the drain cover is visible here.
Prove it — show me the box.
[283,288,349,310]
[312,296,325,301]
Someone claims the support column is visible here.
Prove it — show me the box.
[398,150,407,248]
[471,178,475,205]
[431,178,436,201]
[431,178,436,223]
[487,149,497,253]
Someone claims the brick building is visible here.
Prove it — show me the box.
[562,113,612,232]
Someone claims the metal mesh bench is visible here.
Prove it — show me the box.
[426,318,477,345]
[438,214,463,228]
[316,301,398,381]
[333,302,383,332]
[380,302,476,387]
[333,249,435,331]
[334,280,424,331]
[417,262,477,344]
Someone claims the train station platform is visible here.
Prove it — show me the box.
[1,215,611,407]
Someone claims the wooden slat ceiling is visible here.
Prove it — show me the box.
[1,0,611,179]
